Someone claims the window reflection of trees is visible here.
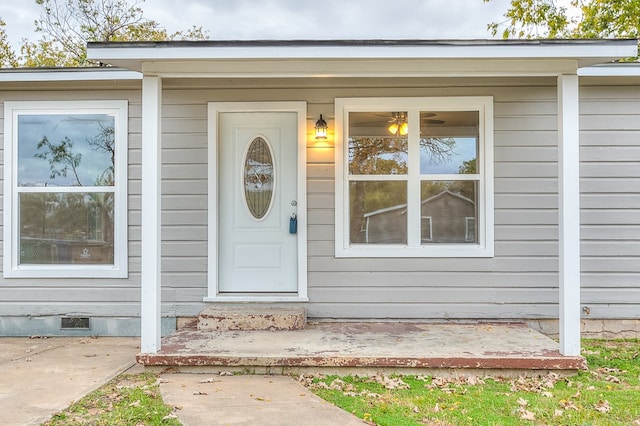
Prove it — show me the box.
[348,136,458,244]
[20,119,115,264]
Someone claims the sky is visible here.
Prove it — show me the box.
[0,0,513,50]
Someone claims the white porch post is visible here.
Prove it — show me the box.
[141,75,162,353]
[557,74,581,356]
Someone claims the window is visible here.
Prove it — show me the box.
[3,101,128,277]
[335,97,493,257]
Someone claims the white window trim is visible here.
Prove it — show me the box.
[3,100,128,278]
[421,216,433,242]
[335,96,494,258]
[465,217,476,242]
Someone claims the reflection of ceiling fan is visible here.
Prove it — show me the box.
[356,112,445,136]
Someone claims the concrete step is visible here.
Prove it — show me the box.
[197,306,306,331]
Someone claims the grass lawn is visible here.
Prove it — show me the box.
[42,372,181,426]
[303,339,640,426]
[41,339,638,425]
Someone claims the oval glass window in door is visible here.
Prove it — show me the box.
[243,137,275,220]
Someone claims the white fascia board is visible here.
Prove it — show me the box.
[88,42,637,62]
[0,69,141,82]
[579,63,640,76]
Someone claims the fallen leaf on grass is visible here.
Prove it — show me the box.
[425,376,483,395]
[594,400,611,413]
[128,400,141,407]
[162,413,179,420]
[510,373,559,394]
[541,391,553,398]
[520,410,536,421]
[369,374,410,390]
[516,398,535,420]
[605,375,621,383]
[554,409,564,417]
[559,400,579,411]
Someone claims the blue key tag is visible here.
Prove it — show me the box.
[289,213,297,234]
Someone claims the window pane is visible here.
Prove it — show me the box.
[244,137,274,220]
[348,111,408,175]
[19,192,114,264]
[350,181,407,244]
[18,114,116,187]
[420,181,478,243]
[420,111,478,174]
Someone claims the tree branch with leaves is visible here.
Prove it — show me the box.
[486,0,640,45]
[9,0,209,67]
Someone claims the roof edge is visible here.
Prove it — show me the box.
[87,38,638,49]
[0,67,141,82]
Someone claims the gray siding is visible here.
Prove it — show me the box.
[160,79,565,319]
[1,76,639,333]
[0,84,150,321]
[579,84,640,319]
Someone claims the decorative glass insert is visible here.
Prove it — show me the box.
[244,137,274,220]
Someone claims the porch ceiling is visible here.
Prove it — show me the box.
[87,39,638,78]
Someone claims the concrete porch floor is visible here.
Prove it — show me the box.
[138,321,586,376]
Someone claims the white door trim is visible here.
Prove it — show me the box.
[205,102,308,302]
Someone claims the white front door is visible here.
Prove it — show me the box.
[218,112,298,292]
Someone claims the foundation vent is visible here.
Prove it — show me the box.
[61,317,90,329]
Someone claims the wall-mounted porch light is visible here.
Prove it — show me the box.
[314,114,328,140]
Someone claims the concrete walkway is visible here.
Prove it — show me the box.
[0,337,139,426]
[0,336,364,426]
[159,374,367,425]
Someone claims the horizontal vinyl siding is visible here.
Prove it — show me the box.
[149,80,566,319]
[579,85,640,319]
[2,77,638,324]
[157,98,209,316]
[306,83,561,319]
[0,87,147,318]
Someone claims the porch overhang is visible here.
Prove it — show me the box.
[87,39,638,78]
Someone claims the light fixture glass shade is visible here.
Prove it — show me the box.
[388,112,408,136]
[315,114,328,139]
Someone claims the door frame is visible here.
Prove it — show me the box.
[205,102,308,302]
